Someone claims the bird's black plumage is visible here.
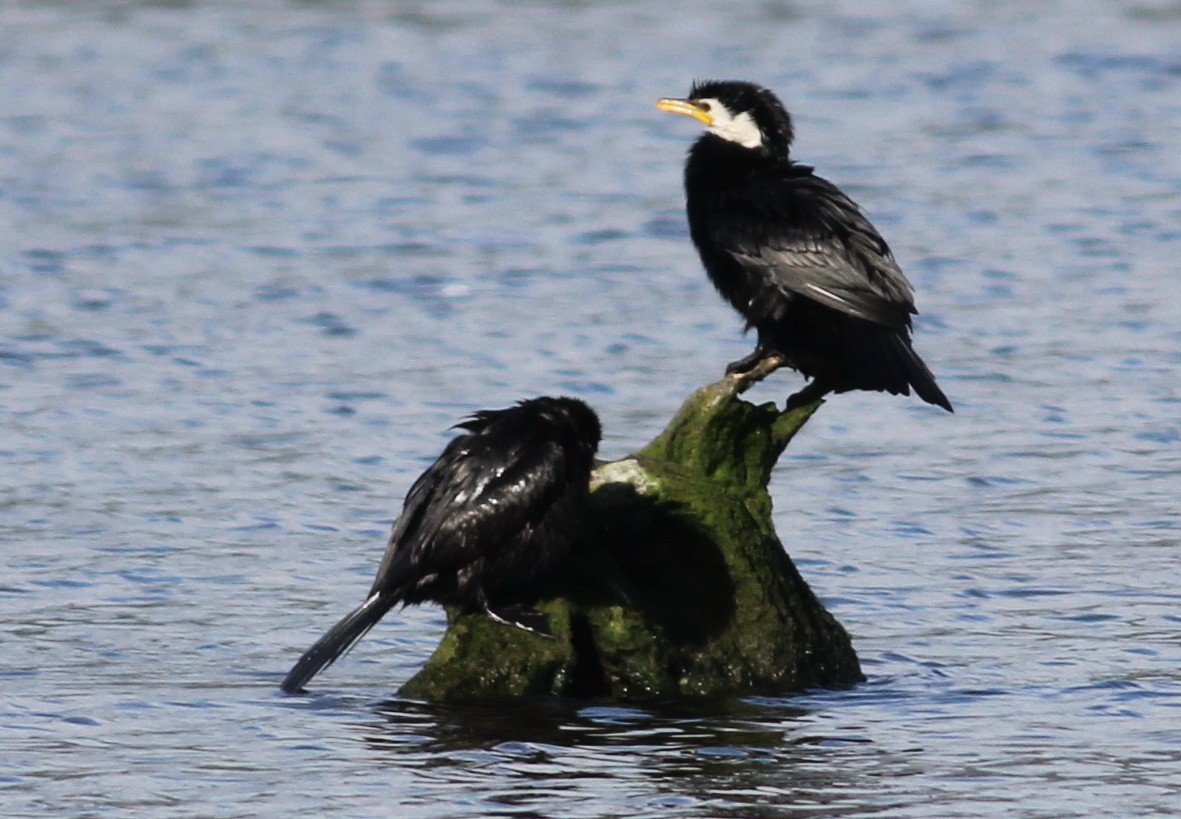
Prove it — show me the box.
[281,396,602,693]
[657,80,952,411]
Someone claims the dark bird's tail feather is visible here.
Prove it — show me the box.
[840,324,952,412]
[280,593,396,694]
[886,333,953,412]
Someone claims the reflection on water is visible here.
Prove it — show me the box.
[2,0,1180,817]
[363,697,866,817]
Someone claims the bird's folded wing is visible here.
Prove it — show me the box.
[719,172,918,329]
[369,435,569,595]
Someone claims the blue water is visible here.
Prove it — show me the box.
[2,1,1179,816]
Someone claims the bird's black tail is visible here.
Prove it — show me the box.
[885,332,953,412]
[280,592,396,694]
[838,322,953,412]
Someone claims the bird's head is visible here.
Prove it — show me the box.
[656,80,794,157]
[512,396,602,456]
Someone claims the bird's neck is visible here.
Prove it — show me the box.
[686,135,787,190]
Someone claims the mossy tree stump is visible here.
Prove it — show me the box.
[400,368,863,700]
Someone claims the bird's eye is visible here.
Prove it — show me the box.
[699,101,713,112]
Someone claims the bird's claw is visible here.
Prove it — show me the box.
[484,604,554,639]
[724,349,767,376]
[784,379,830,410]
[726,353,788,395]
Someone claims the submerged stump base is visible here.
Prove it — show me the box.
[401,372,863,701]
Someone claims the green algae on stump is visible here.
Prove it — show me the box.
[401,370,863,700]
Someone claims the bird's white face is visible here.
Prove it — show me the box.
[696,99,764,149]
[655,95,764,149]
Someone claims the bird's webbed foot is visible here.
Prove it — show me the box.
[785,378,832,410]
[724,346,772,376]
[725,351,788,395]
[483,603,554,639]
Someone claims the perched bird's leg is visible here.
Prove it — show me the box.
[476,584,553,638]
[724,345,772,376]
[727,353,788,396]
[482,602,554,638]
[785,378,832,410]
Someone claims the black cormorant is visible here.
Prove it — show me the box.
[657,80,952,411]
[281,396,602,693]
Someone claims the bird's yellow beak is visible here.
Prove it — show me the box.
[656,97,713,126]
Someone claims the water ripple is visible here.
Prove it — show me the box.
[2,2,1180,818]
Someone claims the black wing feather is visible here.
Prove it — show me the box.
[713,168,916,329]
[368,423,569,602]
